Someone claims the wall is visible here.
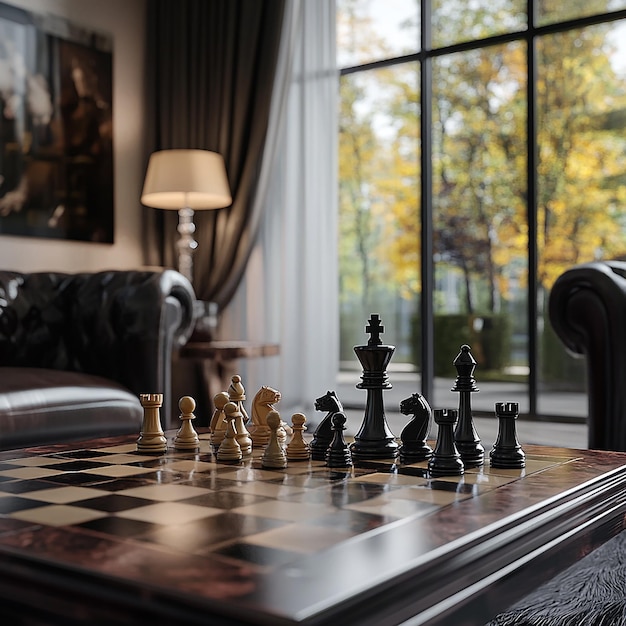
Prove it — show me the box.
[0,0,146,272]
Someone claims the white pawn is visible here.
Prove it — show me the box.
[217,412,243,462]
[210,392,230,449]
[286,413,310,461]
[174,396,200,450]
[225,401,252,456]
[262,410,287,469]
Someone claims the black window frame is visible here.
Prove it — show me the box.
[338,1,626,419]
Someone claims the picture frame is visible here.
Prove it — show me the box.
[0,1,113,243]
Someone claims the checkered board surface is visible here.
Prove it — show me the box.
[0,433,573,574]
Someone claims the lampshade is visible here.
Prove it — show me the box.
[141,149,232,210]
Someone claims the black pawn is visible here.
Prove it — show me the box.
[399,393,433,463]
[428,409,464,477]
[326,412,353,468]
[490,402,525,469]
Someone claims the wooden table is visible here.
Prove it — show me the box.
[1,434,626,625]
[180,340,280,410]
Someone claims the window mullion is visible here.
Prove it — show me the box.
[420,0,434,402]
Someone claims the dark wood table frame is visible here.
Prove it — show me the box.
[1,442,626,625]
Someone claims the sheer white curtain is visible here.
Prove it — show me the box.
[220,0,339,416]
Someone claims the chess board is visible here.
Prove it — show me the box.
[1,432,626,625]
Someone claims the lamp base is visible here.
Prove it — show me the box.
[177,207,197,283]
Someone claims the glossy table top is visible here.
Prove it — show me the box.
[0,434,625,625]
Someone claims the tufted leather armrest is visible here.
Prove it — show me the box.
[0,269,196,427]
[548,261,626,451]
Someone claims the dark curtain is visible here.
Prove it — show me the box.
[143,0,286,312]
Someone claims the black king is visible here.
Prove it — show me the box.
[349,314,399,461]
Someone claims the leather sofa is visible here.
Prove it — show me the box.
[491,260,626,626]
[548,260,626,451]
[0,269,196,450]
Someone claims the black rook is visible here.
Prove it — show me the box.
[490,402,526,469]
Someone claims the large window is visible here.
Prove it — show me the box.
[337,0,626,419]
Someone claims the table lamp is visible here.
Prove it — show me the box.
[141,149,232,283]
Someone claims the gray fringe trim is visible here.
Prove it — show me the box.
[487,531,626,626]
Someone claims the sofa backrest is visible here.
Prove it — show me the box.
[0,269,196,425]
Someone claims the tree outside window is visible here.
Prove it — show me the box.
[337,0,626,418]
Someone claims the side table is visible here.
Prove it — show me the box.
[179,340,280,416]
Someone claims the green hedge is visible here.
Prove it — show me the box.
[540,321,585,388]
[415,313,511,378]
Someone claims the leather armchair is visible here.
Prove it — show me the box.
[548,260,626,451]
[0,269,196,449]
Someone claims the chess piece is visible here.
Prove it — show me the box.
[217,411,243,462]
[277,420,289,449]
[262,410,288,469]
[250,385,281,448]
[452,345,484,467]
[225,401,252,456]
[349,314,399,461]
[310,390,343,460]
[228,374,250,424]
[210,391,230,449]
[428,409,464,477]
[173,396,200,450]
[326,412,353,468]
[398,392,433,463]
[137,393,168,453]
[490,402,526,469]
[286,413,310,461]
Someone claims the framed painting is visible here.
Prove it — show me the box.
[0,2,113,243]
